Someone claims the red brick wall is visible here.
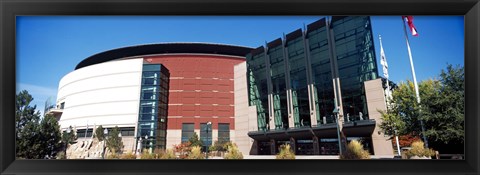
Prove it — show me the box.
[145,54,245,130]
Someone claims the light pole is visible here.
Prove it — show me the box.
[333,106,342,155]
[103,128,108,159]
[144,135,148,153]
[206,122,211,159]
[65,127,71,159]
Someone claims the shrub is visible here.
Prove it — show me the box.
[223,143,243,159]
[340,140,370,159]
[120,151,137,159]
[140,149,156,159]
[276,144,295,159]
[153,148,165,159]
[405,141,435,159]
[174,142,192,159]
[161,149,177,159]
[106,148,120,159]
[186,146,205,159]
[56,152,66,159]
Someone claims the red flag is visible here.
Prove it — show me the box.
[403,16,418,36]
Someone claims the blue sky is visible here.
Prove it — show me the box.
[16,16,464,115]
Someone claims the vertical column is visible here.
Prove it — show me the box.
[289,137,296,155]
[264,47,275,131]
[270,139,276,155]
[326,17,345,129]
[303,30,318,127]
[283,35,295,129]
[313,136,319,155]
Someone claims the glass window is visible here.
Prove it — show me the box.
[218,123,230,143]
[181,123,194,143]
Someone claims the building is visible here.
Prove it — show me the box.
[238,16,394,156]
[48,16,394,158]
[48,43,252,153]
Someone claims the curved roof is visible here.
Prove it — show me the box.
[75,42,254,70]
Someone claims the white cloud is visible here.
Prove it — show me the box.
[16,83,58,116]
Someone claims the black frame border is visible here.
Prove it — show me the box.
[1,0,479,175]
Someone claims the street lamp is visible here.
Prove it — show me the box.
[103,128,108,159]
[144,135,148,153]
[333,105,343,155]
[206,122,212,159]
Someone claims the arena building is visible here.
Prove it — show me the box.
[48,16,395,158]
[48,43,252,153]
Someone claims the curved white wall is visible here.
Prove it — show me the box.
[57,58,144,130]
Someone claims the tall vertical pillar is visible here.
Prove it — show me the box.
[270,139,276,155]
[303,30,318,127]
[289,137,296,155]
[313,136,320,155]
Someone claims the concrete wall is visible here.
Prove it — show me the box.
[234,62,258,155]
[364,78,394,156]
[57,58,143,130]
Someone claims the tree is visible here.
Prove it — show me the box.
[188,132,203,148]
[380,64,464,153]
[16,90,42,158]
[16,90,64,159]
[106,126,123,154]
[94,125,105,141]
[38,115,62,159]
[421,64,464,145]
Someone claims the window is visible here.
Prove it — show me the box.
[181,123,194,143]
[218,123,230,143]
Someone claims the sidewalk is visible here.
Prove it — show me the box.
[210,155,394,159]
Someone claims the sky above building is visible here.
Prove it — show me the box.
[16,16,464,115]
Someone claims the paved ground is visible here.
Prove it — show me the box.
[210,155,396,159]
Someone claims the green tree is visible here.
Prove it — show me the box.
[188,132,203,148]
[16,90,64,159]
[94,125,105,141]
[16,90,42,158]
[38,115,62,159]
[380,64,464,151]
[422,64,464,145]
[106,126,123,154]
[61,125,77,158]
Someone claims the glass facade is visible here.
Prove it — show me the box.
[306,18,336,124]
[267,39,289,130]
[247,16,378,130]
[137,64,169,150]
[247,47,269,131]
[286,30,310,127]
[331,16,377,120]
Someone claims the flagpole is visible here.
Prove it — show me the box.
[402,16,429,148]
[379,35,401,156]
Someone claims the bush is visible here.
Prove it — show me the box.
[120,152,137,159]
[405,141,435,159]
[140,149,156,159]
[56,152,66,159]
[223,143,243,159]
[276,144,295,159]
[161,149,177,159]
[174,142,192,159]
[187,146,205,159]
[340,140,370,159]
[153,148,165,159]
